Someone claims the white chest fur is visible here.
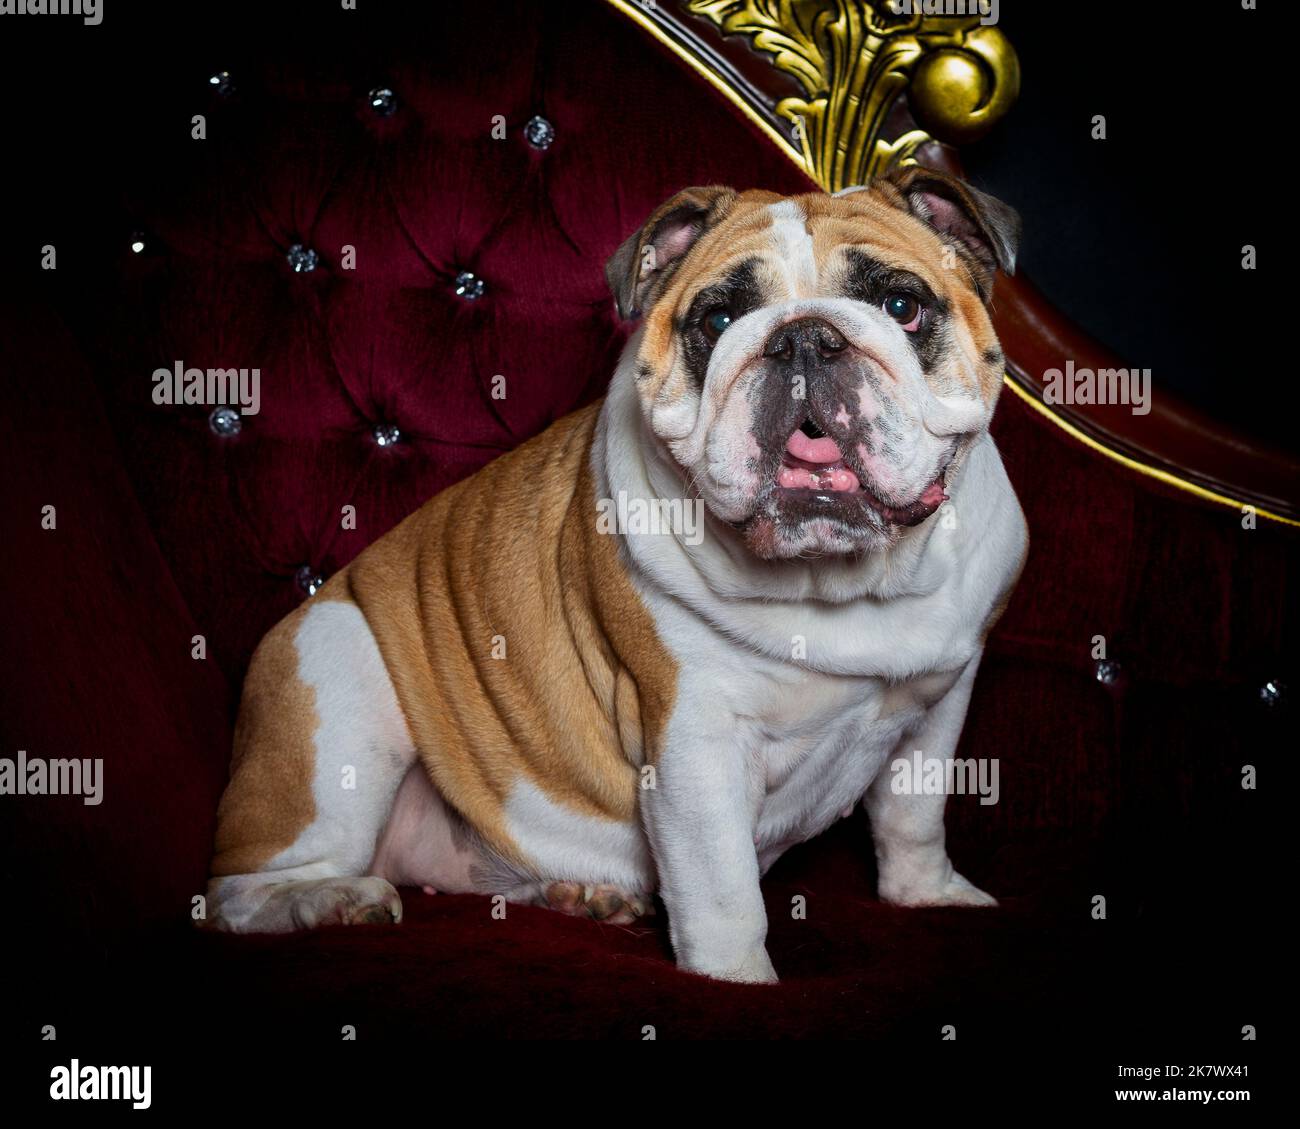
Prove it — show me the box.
[594,357,1025,882]
[743,662,963,868]
[634,581,975,875]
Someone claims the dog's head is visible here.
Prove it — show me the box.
[606,168,1020,559]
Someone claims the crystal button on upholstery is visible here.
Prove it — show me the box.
[524,115,555,149]
[208,406,241,437]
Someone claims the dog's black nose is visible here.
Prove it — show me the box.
[763,317,848,363]
[799,417,826,439]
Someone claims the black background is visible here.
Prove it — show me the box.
[964,2,1282,447]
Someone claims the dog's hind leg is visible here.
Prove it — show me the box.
[204,597,417,933]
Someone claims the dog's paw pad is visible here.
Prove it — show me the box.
[346,902,400,926]
[543,881,651,924]
[288,877,403,929]
[544,881,586,914]
[587,888,643,923]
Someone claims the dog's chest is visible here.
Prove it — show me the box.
[738,664,960,861]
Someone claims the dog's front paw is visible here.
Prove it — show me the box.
[879,868,997,909]
[679,945,779,984]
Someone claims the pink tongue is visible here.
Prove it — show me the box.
[785,430,842,464]
[779,429,860,492]
[919,480,948,508]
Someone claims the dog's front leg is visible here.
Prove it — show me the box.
[642,725,776,983]
[866,652,998,908]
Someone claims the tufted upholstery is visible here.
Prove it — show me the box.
[1,0,1289,1046]
[95,2,819,684]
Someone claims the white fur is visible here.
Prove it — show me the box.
[765,200,819,297]
[501,776,654,893]
[591,339,1025,980]
[207,601,416,932]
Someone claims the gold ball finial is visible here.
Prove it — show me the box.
[908,26,1020,147]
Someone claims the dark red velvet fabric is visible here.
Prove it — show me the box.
[0,0,1289,1052]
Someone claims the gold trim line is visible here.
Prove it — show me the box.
[603,0,809,176]
[1002,377,1298,527]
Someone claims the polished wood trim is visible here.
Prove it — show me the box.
[920,146,1300,524]
[993,270,1300,523]
[603,0,808,171]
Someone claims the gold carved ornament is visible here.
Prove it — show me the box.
[686,0,1020,191]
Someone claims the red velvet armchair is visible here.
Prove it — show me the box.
[1,0,1289,1063]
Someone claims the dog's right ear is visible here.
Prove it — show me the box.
[872,166,1020,300]
[606,186,738,320]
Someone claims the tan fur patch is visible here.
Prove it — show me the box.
[639,191,783,399]
[341,403,678,867]
[211,601,320,876]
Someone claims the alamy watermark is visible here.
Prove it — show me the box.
[0,0,102,24]
[153,360,260,415]
[1041,360,1151,416]
[889,751,999,806]
[886,0,998,26]
[596,491,705,546]
[50,1060,150,1109]
[1,751,103,805]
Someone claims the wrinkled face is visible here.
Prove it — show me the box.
[610,176,1017,558]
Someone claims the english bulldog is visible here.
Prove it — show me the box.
[205,167,1028,983]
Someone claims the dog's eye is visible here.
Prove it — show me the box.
[701,307,733,343]
[883,293,923,332]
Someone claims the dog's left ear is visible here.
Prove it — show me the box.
[873,167,1020,298]
[606,186,738,320]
